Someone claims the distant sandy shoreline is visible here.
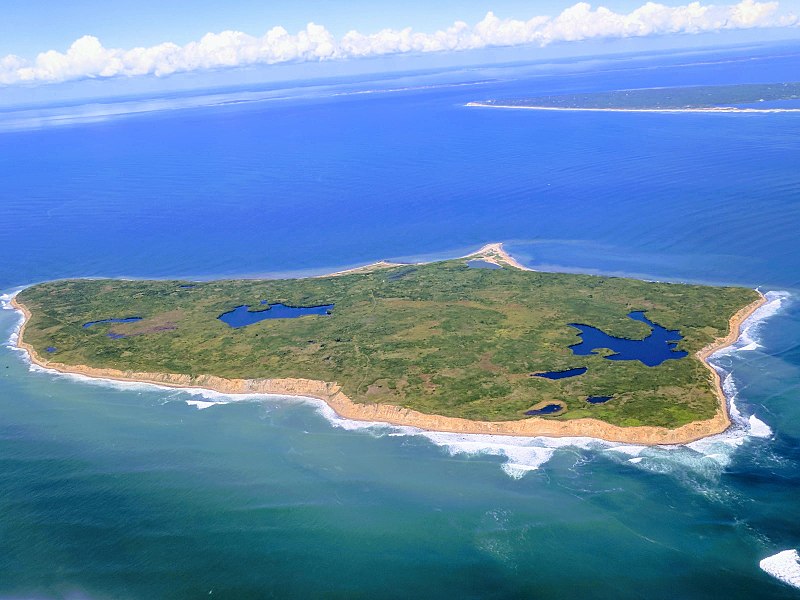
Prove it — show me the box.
[9,244,767,446]
[466,101,800,114]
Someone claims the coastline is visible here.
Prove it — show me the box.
[8,245,767,446]
[462,242,533,271]
[323,242,532,277]
[465,101,800,114]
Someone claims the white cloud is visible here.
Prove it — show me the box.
[1,0,795,86]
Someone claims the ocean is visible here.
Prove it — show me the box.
[1,42,799,598]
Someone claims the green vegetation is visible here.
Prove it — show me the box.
[483,82,800,109]
[17,258,759,428]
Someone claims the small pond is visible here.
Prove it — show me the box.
[219,302,334,328]
[525,403,563,416]
[83,317,142,329]
[533,367,587,380]
[467,260,502,270]
[587,396,613,404]
[568,311,687,367]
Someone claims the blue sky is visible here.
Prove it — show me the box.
[1,0,799,88]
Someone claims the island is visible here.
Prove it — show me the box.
[467,82,800,112]
[11,244,764,445]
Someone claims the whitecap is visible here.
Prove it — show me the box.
[0,292,14,309]
[747,415,773,438]
[1,289,28,352]
[186,399,228,410]
[418,432,558,478]
[760,549,800,589]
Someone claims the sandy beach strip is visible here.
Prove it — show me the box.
[323,242,531,277]
[8,248,766,446]
[465,101,800,114]
[462,242,534,271]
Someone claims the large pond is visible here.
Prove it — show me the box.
[568,311,687,367]
[219,302,334,328]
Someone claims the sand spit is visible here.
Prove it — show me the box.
[323,242,531,277]
[9,244,766,446]
[462,242,534,271]
[466,102,800,114]
[324,260,410,277]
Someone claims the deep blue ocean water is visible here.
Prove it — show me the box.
[1,44,800,598]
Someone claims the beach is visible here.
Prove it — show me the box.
[465,101,800,114]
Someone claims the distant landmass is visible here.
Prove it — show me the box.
[468,82,800,112]
[12,244,762,444]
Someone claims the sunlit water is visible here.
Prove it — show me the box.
[1,44,799,598]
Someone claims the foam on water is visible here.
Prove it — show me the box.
[186,399,228,410]
[315,290,789,478]
[1,290,27,355]
[712,291,790,357]
[760,549,800,589]
[747,415,773,438]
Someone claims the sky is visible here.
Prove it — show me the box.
[1,0,799,89]
[2,0,680,56]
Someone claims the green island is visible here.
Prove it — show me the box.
[14,245,762,440]
[470,81,800,110]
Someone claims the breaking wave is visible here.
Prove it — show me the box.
[712,290,790,357]
[760,549,800,589]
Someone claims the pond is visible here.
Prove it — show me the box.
[83,317,142,328]
[219,302,334,328]
[467,260,502,270]
[533,367,587,380]
[587,396,613,404]
[525,403,563,416]
[568,311,687,367]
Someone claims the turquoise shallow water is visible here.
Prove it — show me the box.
[1,44,800,598]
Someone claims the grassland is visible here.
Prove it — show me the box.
[15,248,760,429]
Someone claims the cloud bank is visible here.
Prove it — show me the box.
[1,0,795,85]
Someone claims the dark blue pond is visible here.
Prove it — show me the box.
[534,367,588,380]
[467,260,502,270]
[568,311,687,367]
[45,346,57,353]
[219,302,334,328]
[587,396,613,404]
[83,317,142,328]
[525,404,564,416]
